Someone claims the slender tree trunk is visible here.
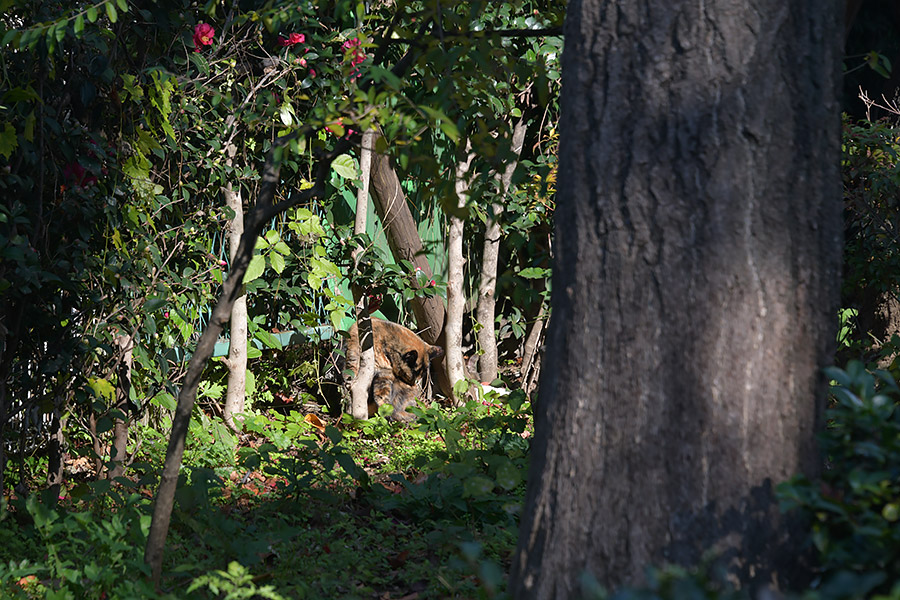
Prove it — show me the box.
[107,335,133,480]
[222,146,248,433]
[46,404,64,500]
[446,151,475,403]
[520,303,545,396]
[145,151,289,584]
[369,143,452,396]
[350,129,377,419]
[475,117,528,382]
[511,1,842,597]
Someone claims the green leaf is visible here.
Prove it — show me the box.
[324,425,342,445]
[88,377,115,401]
[74,14,84,35]
[331,154,357,179]
[105,2,118,23]
[0,122,18,159]
[87,5,98,22]
[243,255,266,284]
[116,0,128,11]
[518,267,550,279]
[494,458,522,490]
[269,251,285,274]
[279,103,293,127]
[462,475,495,498]
[255,329,283,350]
[144,296,166,312]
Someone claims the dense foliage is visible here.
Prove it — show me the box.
[3,0,900,598]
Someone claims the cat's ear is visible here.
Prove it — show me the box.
[427,345,444,362]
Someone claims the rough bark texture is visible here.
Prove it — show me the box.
[475,118,528,383]
[350,130,377,420]
[222,175,248,433]
[370,144,453,397]
[511,1,842,597]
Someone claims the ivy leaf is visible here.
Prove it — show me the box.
[243,255,266,284]
[331,154,357,179]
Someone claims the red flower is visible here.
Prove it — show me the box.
[278,32,306,47]
[62,162,97,188]
[193,23,215,52]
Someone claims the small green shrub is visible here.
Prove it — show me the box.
[779,361,900,593]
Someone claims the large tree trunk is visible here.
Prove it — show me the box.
[511,1,842,597]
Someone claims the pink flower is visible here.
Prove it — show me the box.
[341,37,366,68]
[164,311,170,318]
[193,23,215,51]
[298,58,307,67]
[309,68,316,78]
[278,32,305,47]
[428,279,436,287]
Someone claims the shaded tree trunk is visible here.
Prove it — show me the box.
[107,334,133,480]
[475,117,528,383]
[511,1,842,597]
[46,404,64,500]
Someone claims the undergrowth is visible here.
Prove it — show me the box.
[0,389,532,599]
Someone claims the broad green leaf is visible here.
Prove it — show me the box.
[74,14,84,35]
[269,251,285,274]
[87,5,98,22]
[518,267,550,279]
[462,475,495,498]
[331,153,357,179]
[0,122,18,159]
[144,296,166,311]
[106,2,117,23]
[494,458,522,490]
[88,377,115,401]
[116,0,127,11]
[255,329,282,350]
[243,254,266,284]
[264,229,280,245]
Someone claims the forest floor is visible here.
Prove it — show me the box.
[0,394,532,599]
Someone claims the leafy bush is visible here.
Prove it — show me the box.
[778,361,900,594]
